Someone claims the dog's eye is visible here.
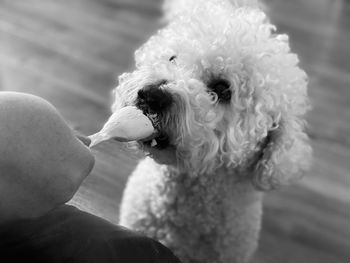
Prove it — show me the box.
[207,78,232,103]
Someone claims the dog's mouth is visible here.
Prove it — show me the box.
[138,128,177,165]
[134,109,177,165]
[140,131,171,150]
[132,107,172,150]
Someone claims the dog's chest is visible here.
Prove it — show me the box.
[155,169,235,234]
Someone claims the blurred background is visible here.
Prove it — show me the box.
[0,0,349,262]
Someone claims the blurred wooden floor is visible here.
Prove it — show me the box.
[1,0,349,262]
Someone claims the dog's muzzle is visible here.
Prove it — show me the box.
[134,80,174,149]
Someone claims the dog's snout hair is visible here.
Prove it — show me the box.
[136,80,173,114]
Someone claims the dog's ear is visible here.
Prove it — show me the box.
[249,120,312,190]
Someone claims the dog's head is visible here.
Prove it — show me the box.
[112,0,312,189]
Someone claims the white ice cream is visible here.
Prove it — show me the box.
[89,106,156,147]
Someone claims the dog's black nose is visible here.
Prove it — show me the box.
[136,80,173,114]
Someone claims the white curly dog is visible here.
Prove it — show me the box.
[114,0,312,262]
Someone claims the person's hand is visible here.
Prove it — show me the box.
[0,92,95,223]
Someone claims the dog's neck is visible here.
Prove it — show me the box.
[161,162,248,190]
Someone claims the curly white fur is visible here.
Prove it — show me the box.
[116,0,312,262]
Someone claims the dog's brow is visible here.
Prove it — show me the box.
[169,55,177,62]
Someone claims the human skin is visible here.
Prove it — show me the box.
[0,92,95,224]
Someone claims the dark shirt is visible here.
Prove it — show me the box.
[0,205,181,263]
